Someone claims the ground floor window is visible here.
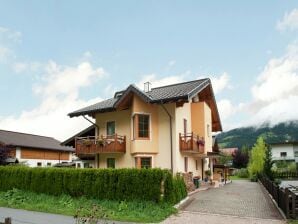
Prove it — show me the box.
[135,157,152,169]
[84,162,90,168]
[107,158,115,168]
[47,162,51,167]
[195,159,198,170]
[37,162,42,167]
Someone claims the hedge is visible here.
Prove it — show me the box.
[0,167,186,204]
[164,173,187,204]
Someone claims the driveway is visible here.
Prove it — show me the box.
[164,180,286,224]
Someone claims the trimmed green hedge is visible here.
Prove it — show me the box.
[164,173,187,204]
[0,167,186,204]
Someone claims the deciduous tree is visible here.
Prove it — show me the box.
[248,137,267,177]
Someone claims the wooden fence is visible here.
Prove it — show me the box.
[273,172,298,179]
[260,176,298,219]
[0,218,11,224]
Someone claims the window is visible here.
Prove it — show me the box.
[47,162,51,167]
[295,151,298,157]
[184,157,188,172]
[84,163,90,168]
[106,121,115,135]
[195,159,198,170]
[134,114,150,139]
[107,158,115,168]
[280,152,287,157]
[37,162,42,167]
[77,163,81,168]
[141,157,151,169]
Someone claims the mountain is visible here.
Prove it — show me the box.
[216,121,298,149]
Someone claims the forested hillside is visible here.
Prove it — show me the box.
[217,121,298,149]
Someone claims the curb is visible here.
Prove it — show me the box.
[173,196,191,209]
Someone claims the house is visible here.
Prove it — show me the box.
[0,130,74,167]
[219,147,238,156]
[271,141,298,163]
[68,78,222,178]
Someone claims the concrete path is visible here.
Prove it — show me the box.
[0,207,75,224]
[0,207,130,224]
[164,180,286,224]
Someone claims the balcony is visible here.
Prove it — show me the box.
[75,134,126,155]
[179,132,205,154]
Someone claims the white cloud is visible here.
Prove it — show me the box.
[0,26,21,63]
[12,61,42,73]
[245,43,298,126]
[209,72,231,95]
[0,46,13,62]
[0,60,105,141]
[0,27,22,43]
[277,8,298,31]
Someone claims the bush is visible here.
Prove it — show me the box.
[0,166,186,204]
[236,168,249,178]
[250,174,258,182]
[163,173,187,204]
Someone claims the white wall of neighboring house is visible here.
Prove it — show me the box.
[295,145,298,163]
[271,144,295,161]
[15,147,72,167]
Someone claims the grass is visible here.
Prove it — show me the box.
[229,175,249,180]
[288,220,298,224]
[0,189,176,223]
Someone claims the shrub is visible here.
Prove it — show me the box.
[163,173,187,204]
[0,166,186,204]
[236,168,249,178]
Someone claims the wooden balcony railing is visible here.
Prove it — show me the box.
[179,132,205,153]
[75,134,126,155]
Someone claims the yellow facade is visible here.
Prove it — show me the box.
[93,93,214,175]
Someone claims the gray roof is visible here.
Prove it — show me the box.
[0,130,74,152]
[69,79,210,118]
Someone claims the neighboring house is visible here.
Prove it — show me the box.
[0,130,74,167]
[219,147,238,156]
[68,78,222,178]
[271,142,298,163]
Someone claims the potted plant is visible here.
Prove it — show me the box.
[204,170,211,182]
[197,139,205,146]
[96,137,105,146]
[83,139,92,146]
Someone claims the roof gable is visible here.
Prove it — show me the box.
[68,78,222,131]
[0,130,74,152]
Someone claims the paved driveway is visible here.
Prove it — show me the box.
[164,180,286,224]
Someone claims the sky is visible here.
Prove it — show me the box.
[0,1,298,141]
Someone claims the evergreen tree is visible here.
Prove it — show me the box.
[263,144,274,180]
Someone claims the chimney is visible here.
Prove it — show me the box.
[144,82,152,92]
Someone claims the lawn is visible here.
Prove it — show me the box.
[0,189,176,223]
[229,175,249,180]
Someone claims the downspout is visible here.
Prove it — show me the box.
[83,115,99,135]
[161,104,173,174]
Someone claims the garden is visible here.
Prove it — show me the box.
[0,167,187,223]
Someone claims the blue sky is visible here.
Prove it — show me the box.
[0,1,298,140]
